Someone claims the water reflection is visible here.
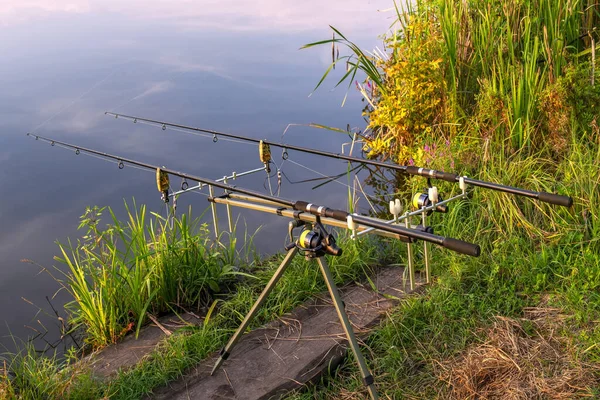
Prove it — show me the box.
[0,1,393,353]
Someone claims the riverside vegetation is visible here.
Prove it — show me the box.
[293,0,600,397]
[2,0,600,398]
[0,202,403,399]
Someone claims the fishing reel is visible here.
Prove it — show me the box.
[412,186,448,215]
[285,218,342,258]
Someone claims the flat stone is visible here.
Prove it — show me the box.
[83,312,204,379]
[149,266,422,400]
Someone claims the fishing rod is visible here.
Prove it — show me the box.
[27,133,480,257]
[105,111,573,207]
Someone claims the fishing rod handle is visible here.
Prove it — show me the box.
[406,166,572,207]
[538,191,573,207]
[441,237,480,257]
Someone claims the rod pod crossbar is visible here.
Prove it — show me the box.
[106,112,573,207]
[209,193,431,242]
[27,133,480,256]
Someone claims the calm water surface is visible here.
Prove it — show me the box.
[0,1,393,352]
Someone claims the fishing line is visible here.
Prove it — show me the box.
[106,63,190,114]
[167,125,252,146]
[51,139,181,225]
[281,158,391,214]
[275,152,358,188]
[276,169,282,197]
[285,157,383,203]
[285,158,349,189]
[262,163,286,197]
[279,170,344,185]
[107,113,395,195]
[267,159,285,197]
[74,149,152,175]
[167,188,176,230]
[309,165,364,190]
[266,158,284,197]
[264,166,277,196]
[107,51,230,115]
[30,60,132,134]
[353,175,377,214]
[125,118,279,197]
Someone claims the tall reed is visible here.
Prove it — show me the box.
[54,201,251,348]
[307,0,598,156]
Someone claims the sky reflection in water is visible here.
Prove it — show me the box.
[0,1,394,351]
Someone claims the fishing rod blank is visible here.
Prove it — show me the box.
[27,133,480,257]
[105,112,573,207]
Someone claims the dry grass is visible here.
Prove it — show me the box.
[439,307,600,399]
[0,361,12,399]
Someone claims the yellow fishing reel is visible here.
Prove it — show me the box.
[298,229,321,250]
[412,187,448,215]
[286,218,342,258]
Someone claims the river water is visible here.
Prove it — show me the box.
[0,2,395,352]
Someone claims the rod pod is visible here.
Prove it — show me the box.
[211,225,380,399]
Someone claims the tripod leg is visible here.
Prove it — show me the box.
[405,216,415,290]
[422,210,430,284]
[316,257,379,400]
[211,246,299,375]
[208,185,220,238]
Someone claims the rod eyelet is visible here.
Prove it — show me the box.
[213,134,218,143]
[181,180,189,190]
[162,124,166,130]
[75,149,80,155]
[133,119,137,123]
[282,149,289,160]
[51,141,55,146]
[118,161,124,169]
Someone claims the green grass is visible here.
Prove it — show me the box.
[103,233,395,399]
[289,2,600,394]
[4,1,600,398]
[50,201,252,348]
[283,131,600,398]
[1,223,405,399]
[3,146,598,399]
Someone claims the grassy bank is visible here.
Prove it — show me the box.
[286,138,600,398]
[0,206,405,399]
[290,0,600,397]
[3,0,599,398]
